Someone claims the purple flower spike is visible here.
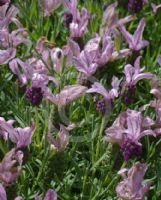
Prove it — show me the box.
[119,18,149,51]
[26,87,43,107]
[105,109,155,160]
[116,163,151,200]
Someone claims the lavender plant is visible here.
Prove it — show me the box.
[0,0,161,199]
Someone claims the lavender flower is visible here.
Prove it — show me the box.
[0,48,16,65]
[36,37,64,74]
[73,34,131,74]
[0,148,23,186]
[0,28,29,49]
[50,47,64,73]
[87,77,120,100]
[9,58,59,106]
[0,120,36,149]
[100,2,134,36]
[0,3,19,29]
[150,77,161,99]
[121,56,153,104]
[116,163,151,200]
[0,117,15,140]
[73,48,98,77]
[48,124,69,151]
[64,39,80,66]
[35,189,57,200]
[105,109,154,160]
[151,3,161,14]
[119,18,149,51]
[63,0,90,38]
[87,76,120,114]
[9,58,32,86]
[10,124,36,149]
[40,0,62,16]
[45,85,87,106]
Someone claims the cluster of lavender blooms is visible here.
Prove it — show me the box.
[0,0,161,199]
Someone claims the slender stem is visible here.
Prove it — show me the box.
[34,108,40,146]
[95,115,107,161]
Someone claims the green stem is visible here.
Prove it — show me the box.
[35,108,40,146]
[95,115,107,161]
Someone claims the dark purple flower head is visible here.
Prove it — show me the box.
[128,0,144,13]
[105,109,155,160]
[121,137,142,161]
[96,99,106,115]
[64,12,73,28]
[121,85,136,105]
[25,87,43,107]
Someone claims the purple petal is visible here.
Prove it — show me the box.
[158,55,161,66]
[86,82,109,99]
[0,184,7,200]
[133,73,153,85]
[134,18,145,46]
[124,64,134,84]
[44,189,57,200]
[0,48,16,65]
